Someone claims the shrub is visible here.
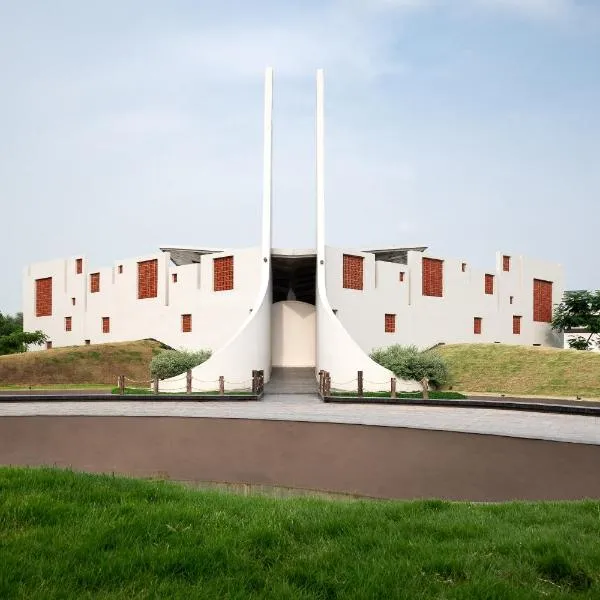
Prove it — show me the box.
[370,344,450,395]
[150,349,211,380]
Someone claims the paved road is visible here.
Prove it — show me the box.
[1,393,598,445]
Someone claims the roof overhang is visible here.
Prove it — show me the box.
[160,247,223,266]
[361,246,428,264]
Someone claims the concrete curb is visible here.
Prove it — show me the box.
[0,393,263,403]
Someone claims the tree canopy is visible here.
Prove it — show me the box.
[552,290,600,351]
[0,312,47,355]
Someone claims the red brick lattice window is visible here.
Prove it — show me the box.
[102,317,110,334]
[172,273,178,283]
[181,314,192,333]
[474,317,482,335]
[513,315,522,335]
[399,272,405,282]
[76,258,83,274]
[90,272,100,293]
[422,258,443,297]
[138,259,158,299]
[342,254,364,291]
[484,274,494,295]
[65,316,72,332]
[533,279,553,323]
[213,256,234,291]
[503,255,511,272]
[385,314,396,333]
[35,277,52,317]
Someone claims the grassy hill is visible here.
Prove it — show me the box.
[437,343,600,398]
[0,339,164,387]
[0,467,598,599]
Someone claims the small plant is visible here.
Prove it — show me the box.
[370,345,450,399]
[150,349,211,380]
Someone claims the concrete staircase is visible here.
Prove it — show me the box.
[264,367,317,395]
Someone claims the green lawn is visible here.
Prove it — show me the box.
[111,387,253,396]
[1,468,599,599]
[0,383,112,391]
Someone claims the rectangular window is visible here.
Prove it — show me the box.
[513,315,521,335]
[510,296,514,305]
[172,273,178,283]
[399,271,405,282]
[533,279,553,322]
[181,314,192,333]
[85,339,90,345]
[422,257,443,297]
[90,272,100,293]
[46,341,52,350]
[503,255,511,272]
[65,316,72,332]
[214,256,234,291]
[461,262,467,272]
[35,277,52,317]
[76,258,83,274]
[138,259,158,299]
[102,317,110,334]
[474,317,482,334]
[385,313,396,333]
[118,265,123,274]
[342,254,364,290]
[484,274,494,295]
[72,297,76,306]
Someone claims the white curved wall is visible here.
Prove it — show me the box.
[271,301,316,367]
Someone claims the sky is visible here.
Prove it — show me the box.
[1,0,599,314]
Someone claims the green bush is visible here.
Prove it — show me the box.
[149,349,211,380]
[369,345,450,389]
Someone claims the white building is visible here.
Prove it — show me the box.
[23,69,564,391]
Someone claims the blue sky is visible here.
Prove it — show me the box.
[1,0,599,314]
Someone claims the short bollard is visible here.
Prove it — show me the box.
[118,375,125,396]
[319,370,324,396]
[186,369,192,394]
[391,377,397,399]
[357,371,363,397]
[219,376,225,396]
[153,378,159,395]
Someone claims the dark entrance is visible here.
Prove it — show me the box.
[271,254,317,305]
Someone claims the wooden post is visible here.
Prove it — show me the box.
[324,372,331,397]
[219,376,225,396]
[357,371,363,397]
[118,375,125,396]
[259,370,264,393]
[153,378,159,395]
[186,369,192,394]
[390,377,396,399]
[252,370,257,394]
[421,377,429,400]
[318,370,324,395]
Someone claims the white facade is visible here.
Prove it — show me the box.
[22,68,566,392]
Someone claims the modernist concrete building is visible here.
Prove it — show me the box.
[23,69,564,391]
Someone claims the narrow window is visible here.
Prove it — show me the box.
[90,272,100,293]
[85,339,90,345]
[172,273,178,283]
[399,271,405,282]
[342,254,364,290]
[35,277,53,317]
[71,297,76,306]
[461,262,467,272]
[474,317,482,335]
[385,313,396,333]
[503,255,511,272]
[46,341,53,350]
[513,315,521,335]
[76,258,83,274]
[509,296,514,305]
[213,256,234,291]
[102,317,110,334]
[181,314,192,333]
[138,259,158,299]
[484,274,494,295]
[422,257,443,297]
[118,265,123,274]
[65,316,72,332]
[533,279,553,323]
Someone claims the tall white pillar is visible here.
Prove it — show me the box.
[262,67,274,259]
[316,69,325,257]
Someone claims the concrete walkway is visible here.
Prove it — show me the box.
[1,393,598,445]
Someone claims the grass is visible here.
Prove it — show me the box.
[330,390,467,399]
[1,468,599,599]
[0,383,112,391]
[0,340,164,386]
[437,343,600,398]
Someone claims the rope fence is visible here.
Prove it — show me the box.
[318,370,426,399]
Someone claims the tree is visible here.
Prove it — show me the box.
[0,312,47,355]
[552,290,600,351]
[370,344,450,399]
